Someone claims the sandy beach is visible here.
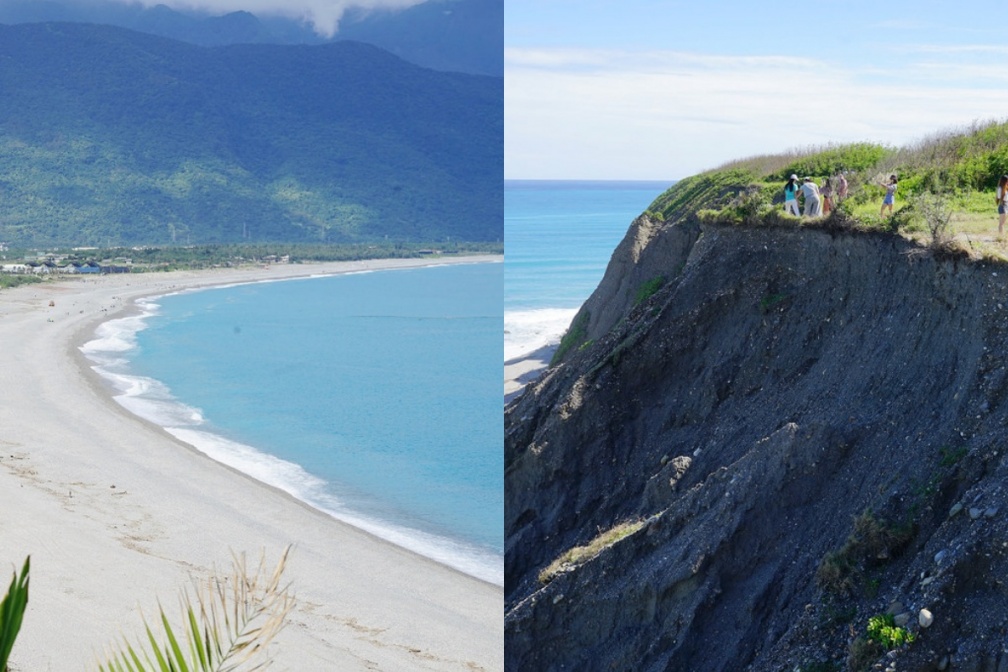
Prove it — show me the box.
[0,256,502,671]
[504,344,555,405]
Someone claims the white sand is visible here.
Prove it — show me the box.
[504,344,555,405]
[0,256,502,671]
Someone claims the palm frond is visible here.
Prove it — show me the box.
[0,556,29,672]
[97,547,294,672]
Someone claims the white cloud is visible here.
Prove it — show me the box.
[505,48,1008,180]
[120,0,430,37]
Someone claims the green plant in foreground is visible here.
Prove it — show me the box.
[0,557,29,672]
[97,547,294,672]
[866,612,915,650]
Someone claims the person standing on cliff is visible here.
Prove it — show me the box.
[997,174,1008,236]
[800,176,821,217]
[783,174,801,216]
[821,177,834,215]
[880,174,897,217]
[836,172,848,202]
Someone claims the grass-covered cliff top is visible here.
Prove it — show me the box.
[646,119,1008,258]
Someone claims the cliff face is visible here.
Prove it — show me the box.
[505,217,1008,671]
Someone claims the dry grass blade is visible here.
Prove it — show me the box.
[96,546,294,672]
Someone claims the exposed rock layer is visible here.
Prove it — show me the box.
[506,219,1008,671]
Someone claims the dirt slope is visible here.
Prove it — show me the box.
[505,216,1008,671]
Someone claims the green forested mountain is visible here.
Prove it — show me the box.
[0,0,503,76]
[0,22,502,246]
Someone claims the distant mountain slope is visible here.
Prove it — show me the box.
[0,23,502,246]
[338,0,502,76]
[0,0,502,76]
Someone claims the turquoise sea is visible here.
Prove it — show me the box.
[81,261,503,585]
[504,180,671,363]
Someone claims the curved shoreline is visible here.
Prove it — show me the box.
[77,263,504,586]
[0,256,503,671]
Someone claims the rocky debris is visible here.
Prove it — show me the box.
[506,221,1008,671]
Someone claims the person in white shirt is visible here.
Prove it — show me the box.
[800,177,821,217]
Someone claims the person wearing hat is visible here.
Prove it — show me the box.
[783,174,801,216]
[800,176,821,217]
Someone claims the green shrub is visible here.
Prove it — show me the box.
[759,293,788,312]
[846,636,882,672]
[634,276,666,307]
[866,613,915,650]
[816,510,914,596]
[912,190,955,245]
[770,143,890,182]
[0,275,42,290]
[551,310,590,366]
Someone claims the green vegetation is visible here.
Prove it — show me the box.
[0,24,502,247]
[0,550,290,672]
[866,612,915,650]
[634,275,666,307]
[538,520,644,585]
[816,510,914,597]
[845,636,882,672]
[0,558,29,672]
[98,548,292,672]
[908,444,968,509]
[759,293,788,312]
[646,120,1008,257]
[551,311,590,365]
[0,274,41,290]
[844,614,915,671]
[0,242,501,282]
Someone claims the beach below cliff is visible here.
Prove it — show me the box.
[0,257,502,671]
[504,344,555,404]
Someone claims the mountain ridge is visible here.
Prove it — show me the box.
[0,22,502,246]
[0,0,503,76]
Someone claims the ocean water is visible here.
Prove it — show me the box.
[504,180,671,363]
[80,262,503,586]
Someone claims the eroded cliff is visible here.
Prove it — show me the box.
[505,215,1008,671]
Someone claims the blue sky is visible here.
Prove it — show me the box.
[506,1,1008,180]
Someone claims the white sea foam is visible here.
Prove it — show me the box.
[504,307,578,362]
[168,427,503,586]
